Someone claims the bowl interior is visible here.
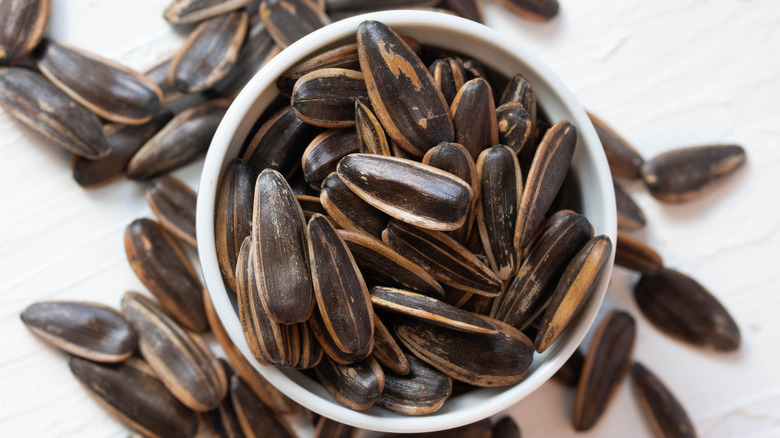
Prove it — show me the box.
[197,10,616,434]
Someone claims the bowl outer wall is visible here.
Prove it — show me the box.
[196,10,617,433]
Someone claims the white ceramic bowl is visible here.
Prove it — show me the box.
[197,10,616,434]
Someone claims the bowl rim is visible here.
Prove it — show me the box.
[197,10,616,433]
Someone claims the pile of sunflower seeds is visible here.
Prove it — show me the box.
[5,0,747,437]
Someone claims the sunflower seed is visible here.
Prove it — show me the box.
[476,145,522,281]
[499,74,536,119]
[395,316,534,387]
[377,354,452,415]
[325,0,438,14]
[72,111,173,187]
[275,36,421,96]
[242,105,321,176]
[371,313,409,375]
[492,210,593,330]
[380,419,491,438]
[614,182,646,231]
[0,67,108,159]
[641,144,746,203]
[212,13,281,96]
[120,291,228,411]
[216,160,255,294]
[492,417,521,438]
[164,0,253,24]
[497,102,533,157]
[422,141,479,244]
[535,235,613,352]
[337,154,473,231]
[288,319,325,369]
[124,218,207,332]
[339,229,443,297]
[358,20,454,156]
[429,57,466,106]
[292,68,368,128]
[460,58,490,82]
[355,96,391,155]
[302,129,361,188]
[371,286,496,335]
[315,356,385,410]
[127,98,230,180]
[260,0,330,48]
[384,219,503,297]
[635,268,740,351]
[307,214,375,364]
[314,417,356,438]
[573,310,636,431]
[440,0,483,23]
[69,357,198,438]
[204,360,243,438]
[630,362,697,438]
[252,169,314,324]
[236,238,287,366]
[515,120,577,250]
[230,376,296,438]
[615,232,662,274]
[451,78,498,160]
[552,348,584,387]
[494,0,559,21]
[321,173,390,238]
[169,11,248,93]
[21,301,137,363]
[0,0,49,64]
[146,176,197,247]
[588,112,644,180]
[143,55,186,104]
[203,287,299,414]
[36,39,162,125]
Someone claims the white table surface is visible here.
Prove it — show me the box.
[2,1,779,437]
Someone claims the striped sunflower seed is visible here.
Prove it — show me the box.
[440,0,483,23]
[476,145,522,281]
[552,348,584,387]
[358,20,453,156]
[0,67,108,159]
[614,182,646,230]
[337,154,473,231]
[120,291,227,412]
[384,219,503,297]
[355,96,391,155]
[376,354,452,416]
[302,129,361,189]
[588,112,644,180]
[292,68,368,128]
[496,102,533,157]
[72,112,173,188]
[370,286,497,334]
[635,268,740,351]
[169,11,248,93]
[164,0,253,24]
[451,78,498,160]
[515,120,577,251]
[630,362,697,438]
[338,229,443,297]
[641,144,746,203]
[535,235,613,353]
[492,210,593,330]
[260,0,330,48]
[371,314,410,375]
[127,98,230,180]
[146,175,197,248]
[615,232,662,274]
[143,54,186,105]
[315,356,385,410]
[69,356,198,438]
[321,173,390,238]
[0,0,49,64]
[21,301,137,363]
[429,57,466,106]
[252,169,314,324]
[36,39,162,125]
[124,218,207,332]
[395,316,534,387]
[215,160,255,294]
[204,359,243,438]
[230,375,296,438]
[573,310,636,431]
[307,214,375,364]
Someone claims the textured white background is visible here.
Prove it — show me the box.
[1,0,779,437]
